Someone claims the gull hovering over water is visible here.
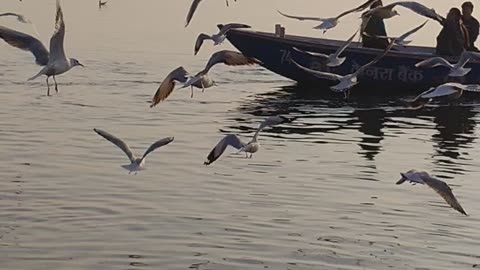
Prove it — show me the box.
[364,20,427,46]
[94,129,174,174]
[0,12,32,24]
[278,0,379,33]
[194,23,251,55]
[292,40,395,97]
[183,50,261,89]
[293,30,359,67]
[0,0,83,96]
[186,0,237,27]
[415,51,475,77]
[409,83,480,108]
[204,116,292,165]
[397,170,468,215]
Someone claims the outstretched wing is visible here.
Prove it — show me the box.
[415,57,452,69]
[151,66,189,107]
[334,29,359,57]
[397,20,428,41]
[49,0,66,63]
[253,115,292,139]
[185,0,202,27]
[204,134,245,165]
[194,33,211,55]
[201,50,261,75]
[218,23,251,36]
[291,59,344,81]
[389,1,445,23]
[420,84,459,99]
[94,128,135,163]
[354,40,395,75]
[292,47,329,60]
[0,26,49,65]
[141,137,174,160]
[423,176,468,215]
[277,10,326,22]
[336,0,380,19]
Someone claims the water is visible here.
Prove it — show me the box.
[1,1,480,269]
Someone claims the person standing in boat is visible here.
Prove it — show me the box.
[436,8,468,56]
[462,1,479,51]
[361,0,390,49]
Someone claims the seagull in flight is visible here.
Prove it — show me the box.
[363,20,427,46]
[415,51,474,77]
[183,50,261,89]
[409,83,480,108]
[278,0,380,33]
[292,40,395,97]
[362,1,444,23]
[194,23,250,55]
[204,116,292,165]
[94,128,174,174]
[0,0,83,96]
[293,30,359,67]
[186,0,238,27]
[0,12,32,24]
[397,170,468,215]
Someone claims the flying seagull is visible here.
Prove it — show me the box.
[0,12,32,24]
[362,1,444,23]
[293,30,359,67]
[93,128,174,174]
[186,0,238,27]
[397,170,468,215]
[0,0,83,96]
[363,20,427,46]
[292,40,395,97]
[409,83,480,107]
[194,23,250,55]
[183,50,261,89]
[204,116,292,165]
[277,0,379,33]
[415,51,473,77]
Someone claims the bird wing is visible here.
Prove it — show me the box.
[423,176,468,215]
[253,115,291,140]
[140,137,174,160]
[201,50,261,75]
[455,83,480,93]
[397,20,428,41]
[277,10,326,22]
[49,0,67,63]
[415,57,452,69]
[185,0,202,27]
[354,40,395,75]
[390,1,445,23]
[218,23,251,36]
[336,0,380,19]
[204,134,245,165]
[455,51,472,69]
[420,84,459,99]
[94,128,135,163]
[151,66,189,107]
[0,26,49,66]
[0,12,29,23]
[334,29,359,57]
[292,47,329,60]
[291,59,343,81]
[194,33,211,55]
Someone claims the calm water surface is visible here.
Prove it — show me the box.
[1,1,480,269]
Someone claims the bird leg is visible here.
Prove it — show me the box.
[46,77,51,96]
[245,152,248,158]
[226,0,229,6]
[53,75,58,93]
[201,80,205,93]
[190,86,194,98]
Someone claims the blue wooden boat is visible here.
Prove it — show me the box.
[226,28,480,94]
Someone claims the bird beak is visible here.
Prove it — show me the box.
[79,63,85,67]
[396,173,407,184]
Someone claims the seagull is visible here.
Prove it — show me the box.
[0,12,31,24]
[293,30,359,67]
[363,20,427,46]
[99,0,107,8]
[0,0,83,96]
[194,23,251,55]
[397,170,468,215]
[93,128,174,174]
[204,116,292,165]
[277,0,380,33]
[182,50,261,89]
[362,1,444,23]
[291,40,395,97]
[185,0,237,27]
[150,66,217,107]
[415,51,473,77]
[410,83,480,106]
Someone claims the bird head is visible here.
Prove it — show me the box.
[393,10,400,16]
[70,58,84,67]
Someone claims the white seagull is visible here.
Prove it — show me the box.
[204,116,292,165]
[410,82,480,105]
[293,30,359,67]
[0,0,83,96]
[363,20,427,46]
[292,40,395,97]
[185,0,237,27]
[415,51,474,77]
[94,129,174,174]
[183,50,261,89]
[0,12,31,24]
[362,1,444,22]
[194,23,251,55]
[278,0,379,33]
[397,170,468,215]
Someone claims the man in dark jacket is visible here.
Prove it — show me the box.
[362,0,390,49]
[436,8,466,56]
[462,1,479,51]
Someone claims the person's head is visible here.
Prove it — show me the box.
[462,2,474,17]
[447,7,462,22]
[371,0,383,9]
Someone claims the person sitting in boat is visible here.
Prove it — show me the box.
[361,0,390,49]
[462,1,479,51]
[436,8,468,56]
